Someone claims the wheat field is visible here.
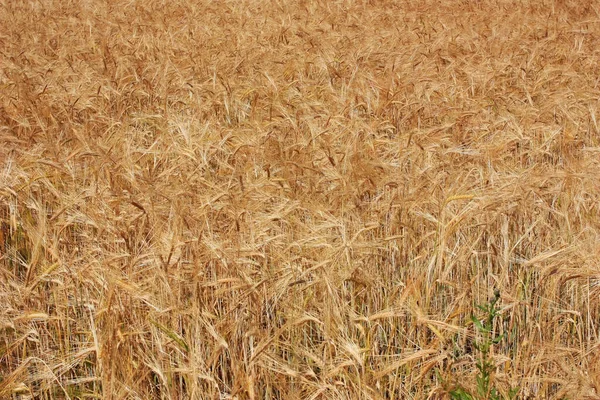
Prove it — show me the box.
[1,0,600,399]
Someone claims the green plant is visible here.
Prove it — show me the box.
[472,288,502,399]
[449,289,518,400]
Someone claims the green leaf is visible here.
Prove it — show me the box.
[450,387,474,400]
[472,317,484,331]
[150,319,190,353]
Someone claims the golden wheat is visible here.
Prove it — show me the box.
[1,0,600,398]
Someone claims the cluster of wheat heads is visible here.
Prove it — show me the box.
[1,0,600,398]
